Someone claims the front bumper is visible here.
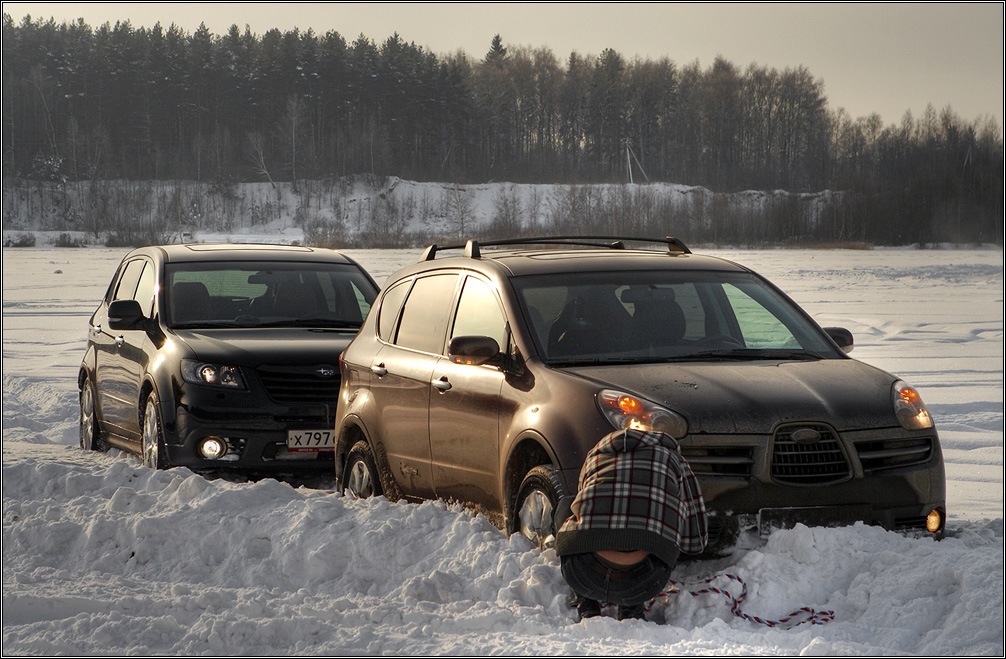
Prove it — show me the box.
[681,425,946,552]
[162,394,336,472]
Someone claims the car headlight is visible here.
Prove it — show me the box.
[597,389,688,439]
[892,380,933,430]
[181,359,245,388]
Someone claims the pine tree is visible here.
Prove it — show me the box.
[484,34,507,66]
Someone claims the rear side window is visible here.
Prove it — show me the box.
[394,273,458,354]
[378,280,411,342]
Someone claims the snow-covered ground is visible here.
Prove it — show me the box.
[2,244,1003,655]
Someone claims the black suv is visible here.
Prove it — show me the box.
[333,237,946,551]
[79,243,379,472]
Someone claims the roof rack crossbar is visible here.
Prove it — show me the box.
[420,235,690,261]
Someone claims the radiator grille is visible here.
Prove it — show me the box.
[257,365,341,404]
[771,423,851,485]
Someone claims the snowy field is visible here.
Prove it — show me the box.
[2,245,1003,656]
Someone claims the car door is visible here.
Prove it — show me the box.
[429,274,508,511]
[369,272,460,499]
[94,258,156,438]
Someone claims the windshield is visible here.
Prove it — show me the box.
[164,261,377,329]
[513,270,842,365]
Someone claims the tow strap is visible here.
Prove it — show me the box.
[651,573,836,628]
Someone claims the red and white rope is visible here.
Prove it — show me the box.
[651,573,836,628]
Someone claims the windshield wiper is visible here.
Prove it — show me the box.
[265,318,361,329]
[549,356,647,367]
[667,349,825,362]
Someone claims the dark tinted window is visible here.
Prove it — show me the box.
[513,270,840,363]
[395,273,458,354]
[164,261,377,328]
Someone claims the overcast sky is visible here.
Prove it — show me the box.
[6,2,1004,129]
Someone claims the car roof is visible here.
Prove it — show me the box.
[408,236,753,278]
[126,243,359,265]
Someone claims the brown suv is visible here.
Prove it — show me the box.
[333,237,945,551]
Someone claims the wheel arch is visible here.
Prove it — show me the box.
[335,415,402,502]
[502,432,564,531]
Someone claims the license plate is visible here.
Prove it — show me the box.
[286,429,335,452]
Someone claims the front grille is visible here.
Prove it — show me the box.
[771,423,851,485]
[855,436,934,472]
[257,365,341,404]
[680,446,753,478]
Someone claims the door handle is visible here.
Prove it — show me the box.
[432,376,452,392]
[370,363,387,377]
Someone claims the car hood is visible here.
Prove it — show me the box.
[563,358,901,434]
[171,327,356,367]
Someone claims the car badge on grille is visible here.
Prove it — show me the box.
[315,367,336,378]
[791,428,822,444]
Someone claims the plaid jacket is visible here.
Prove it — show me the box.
[554,428,708,565]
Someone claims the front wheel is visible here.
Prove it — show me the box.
[511,465,566,550]
[141,393,168,469]
[341,440,383,499]
[79,376,107,452]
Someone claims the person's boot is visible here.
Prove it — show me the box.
[577,598,602,620]
[617,603,646,621]
[567,592,602,621]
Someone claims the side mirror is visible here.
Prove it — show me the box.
[108,299,147,331]
[824,327,854,354]
[449,335,501,366]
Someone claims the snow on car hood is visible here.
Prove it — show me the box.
[565,358,902,434]
[171,327,357,367]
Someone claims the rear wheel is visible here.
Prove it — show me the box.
[141,394,168,469]
[511,465,565,550]
[78,376,107,452]
[342,440,383,499]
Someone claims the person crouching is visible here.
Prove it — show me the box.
[554,427,708,621]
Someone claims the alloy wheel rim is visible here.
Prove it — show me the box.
[142,401,158,467]
[519,489,554,546]
[79,385,94,450]
[347,461,373,498]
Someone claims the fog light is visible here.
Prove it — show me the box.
[198,437,227,460]
[926,509,944,534]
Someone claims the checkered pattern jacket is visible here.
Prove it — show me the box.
[554,428,708,565]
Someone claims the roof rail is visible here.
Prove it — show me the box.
[420,235,690,262]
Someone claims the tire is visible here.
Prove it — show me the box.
[141,393,168,469]
[78,376,108,452]
[511,465,566,550]
[341,440,383,499]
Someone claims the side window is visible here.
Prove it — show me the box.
[395,274,459,354]
[451,276,508,350]
[112,260,145,302]
[378,279,411,342]
[133,262,157,317]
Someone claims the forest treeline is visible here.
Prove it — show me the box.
[2,15,1002,244]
